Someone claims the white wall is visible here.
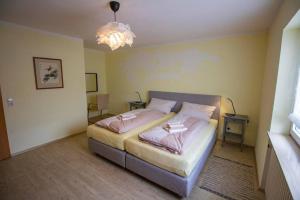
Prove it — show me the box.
[271,28,300,134]
[0,22,88,154]
[255,0,300,186]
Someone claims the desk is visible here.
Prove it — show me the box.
[129,101,146,110]
[222,113,249,151]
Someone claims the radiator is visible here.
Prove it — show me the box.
[265,148,293,200]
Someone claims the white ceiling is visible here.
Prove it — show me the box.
[0,0,282,51]
[286,10,300,29]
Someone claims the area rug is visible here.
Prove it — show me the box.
[213,142,256,167]
[198,156,260,200]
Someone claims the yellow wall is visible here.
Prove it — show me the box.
[84,48,107,105]
[255,0,300,186]
[0,22,88,154]
[106,33,267,146]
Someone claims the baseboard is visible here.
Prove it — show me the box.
[11,131,85,157]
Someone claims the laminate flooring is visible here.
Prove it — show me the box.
[0,133,261,200]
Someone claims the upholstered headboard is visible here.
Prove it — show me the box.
[149,91,221,120]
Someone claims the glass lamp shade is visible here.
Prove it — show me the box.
[96,22,136,50]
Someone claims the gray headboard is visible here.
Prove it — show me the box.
[149,91,221,120]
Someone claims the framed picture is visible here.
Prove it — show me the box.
[85,73,98,93]
[33,57,64,89]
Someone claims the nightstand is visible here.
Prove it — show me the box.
[129,101,146,110]
[222,113,249,151]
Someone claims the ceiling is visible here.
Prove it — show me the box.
[286,10,300,29]
[0,0,282,51]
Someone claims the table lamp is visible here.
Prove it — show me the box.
[226,97,236,117]
[135,91,142,102]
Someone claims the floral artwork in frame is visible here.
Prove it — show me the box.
[33,57,64,89]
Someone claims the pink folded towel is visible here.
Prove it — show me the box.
[117,115,136,121]
[164,126,188,134]
[120,113,136,118]
[167,124,185,128]
[167,121,182,125]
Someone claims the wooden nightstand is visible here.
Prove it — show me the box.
[222,113,249,151]
[129,101,146,110]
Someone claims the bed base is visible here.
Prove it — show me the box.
[125,133,216,197]
[88,133,216,197]
[88,138,126,167]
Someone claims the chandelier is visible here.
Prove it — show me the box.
[96,1,136,50]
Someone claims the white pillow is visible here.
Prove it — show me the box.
[179,102,216,120]
[147,98,176,114]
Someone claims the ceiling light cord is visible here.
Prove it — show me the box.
[110,1,120,22]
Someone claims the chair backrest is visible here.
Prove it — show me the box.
[97,94,109,110]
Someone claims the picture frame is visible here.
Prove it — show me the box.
[33,57,64,89]
[85,73,98,93]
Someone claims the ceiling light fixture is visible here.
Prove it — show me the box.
[96,1,136,50]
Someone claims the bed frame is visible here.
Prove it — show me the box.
[88,91,221,197]
[148,91,220,119]
[88,137,126,167]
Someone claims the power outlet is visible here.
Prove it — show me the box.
[7,98,14,107]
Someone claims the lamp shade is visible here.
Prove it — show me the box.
[96,22,136,50]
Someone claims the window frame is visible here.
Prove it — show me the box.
[291,125,300,145]
[290,67,300,145]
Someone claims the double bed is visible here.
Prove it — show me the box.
[87,112,174,167]
[87,91,221,197]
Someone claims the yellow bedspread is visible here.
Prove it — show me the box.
[125,119,218,177]
[87,112,175,150]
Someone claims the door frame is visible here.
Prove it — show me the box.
[0,86,11,160]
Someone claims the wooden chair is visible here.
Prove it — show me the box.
[88,94,109,118]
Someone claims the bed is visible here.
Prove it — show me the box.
[124,91,221,197]
[88,91,220,197]
[125,119,218,177]
[87,107,175,167]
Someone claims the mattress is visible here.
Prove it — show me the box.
[124,119,218,177]
[87,112,176,150]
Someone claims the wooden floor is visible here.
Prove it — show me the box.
[0,133,259,200]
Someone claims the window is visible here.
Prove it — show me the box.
[289,68,300,145]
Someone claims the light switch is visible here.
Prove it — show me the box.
[7,98,14,107]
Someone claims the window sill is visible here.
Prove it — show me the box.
[268,132,300,200]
